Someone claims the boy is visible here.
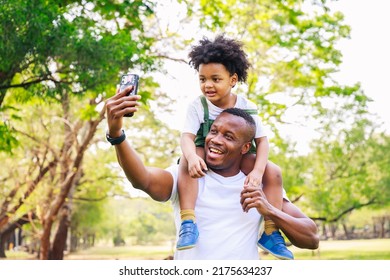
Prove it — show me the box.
[177,34,293,260]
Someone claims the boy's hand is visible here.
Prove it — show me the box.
[244,171,263,189]
[187,154,208,178]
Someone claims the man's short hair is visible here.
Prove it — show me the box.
[220,108,256,140]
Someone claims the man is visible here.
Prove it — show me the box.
[105,87,319,259]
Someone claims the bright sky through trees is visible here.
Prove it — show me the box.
[329,0,390,132]
[157,0,390,155]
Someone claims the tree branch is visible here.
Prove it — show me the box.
[311,198,377,222]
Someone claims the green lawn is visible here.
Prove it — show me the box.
[4,239,390,260]
[289,238,390,260]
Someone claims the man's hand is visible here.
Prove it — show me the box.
[240,184,273,215]
[105,86,141,137]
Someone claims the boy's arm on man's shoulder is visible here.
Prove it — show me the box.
[253,136,269,175]
[180,132,197,159]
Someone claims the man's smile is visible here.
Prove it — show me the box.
[209,147,223,154]
[207,145,225,161]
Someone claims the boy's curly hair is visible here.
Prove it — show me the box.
[188,34,251,83]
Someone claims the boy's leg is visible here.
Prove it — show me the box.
[262,161,283,232]
[258,161,293,260]
[176,147,204,250]
[241,155,293,260]
[178,156,198,220]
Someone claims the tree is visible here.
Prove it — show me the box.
[305,119,390,225]
[0,0,161,259]
[0,0,156,151]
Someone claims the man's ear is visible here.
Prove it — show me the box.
[240,142,251,155]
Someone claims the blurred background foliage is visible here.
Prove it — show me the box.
[0,0,389,259]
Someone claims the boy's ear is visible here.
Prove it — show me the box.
[241,142,251,155]
[231,73,238,88]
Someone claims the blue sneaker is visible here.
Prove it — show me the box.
[176,220,199,250]
[257,231,294,260]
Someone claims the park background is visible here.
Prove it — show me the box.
[0,0,389,260]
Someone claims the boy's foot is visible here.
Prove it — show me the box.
[257,230,294,260]
[176,220,199,250]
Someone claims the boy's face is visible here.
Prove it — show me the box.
[198,63,238,108]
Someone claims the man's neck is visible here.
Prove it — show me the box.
[209,167,241,178]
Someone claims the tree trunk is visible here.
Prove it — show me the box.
[50,205,71,260]
[0,216,9,231]
[70,230,78,252]
[373,222,377,237]
[379,217,385,238]
[40,221,53,260]
[0,232,8,258]
[38,95,104,259]
[0,213,33,258]
[330,223,338,239]
[322,223,328,240]
[342,223,351,240]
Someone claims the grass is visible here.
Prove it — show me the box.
[263,238,390,260]
[65,245,174,260]
[3,239,390,260]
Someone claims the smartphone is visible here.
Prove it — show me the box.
[119,73,139,117]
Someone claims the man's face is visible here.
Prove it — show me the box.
[205,112,251,177]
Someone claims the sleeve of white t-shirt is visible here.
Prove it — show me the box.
[236,96,267,139]
[166,165,179,203]
[181,98,203,135]
[253,115,267,139]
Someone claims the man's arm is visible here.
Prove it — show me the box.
[106,87,174,202]
[114,140,174,202]
[280,200,319,249]
[240,186,319,249]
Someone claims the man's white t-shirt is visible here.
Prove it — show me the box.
[182,95,267,139]
[167,165,262,260]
